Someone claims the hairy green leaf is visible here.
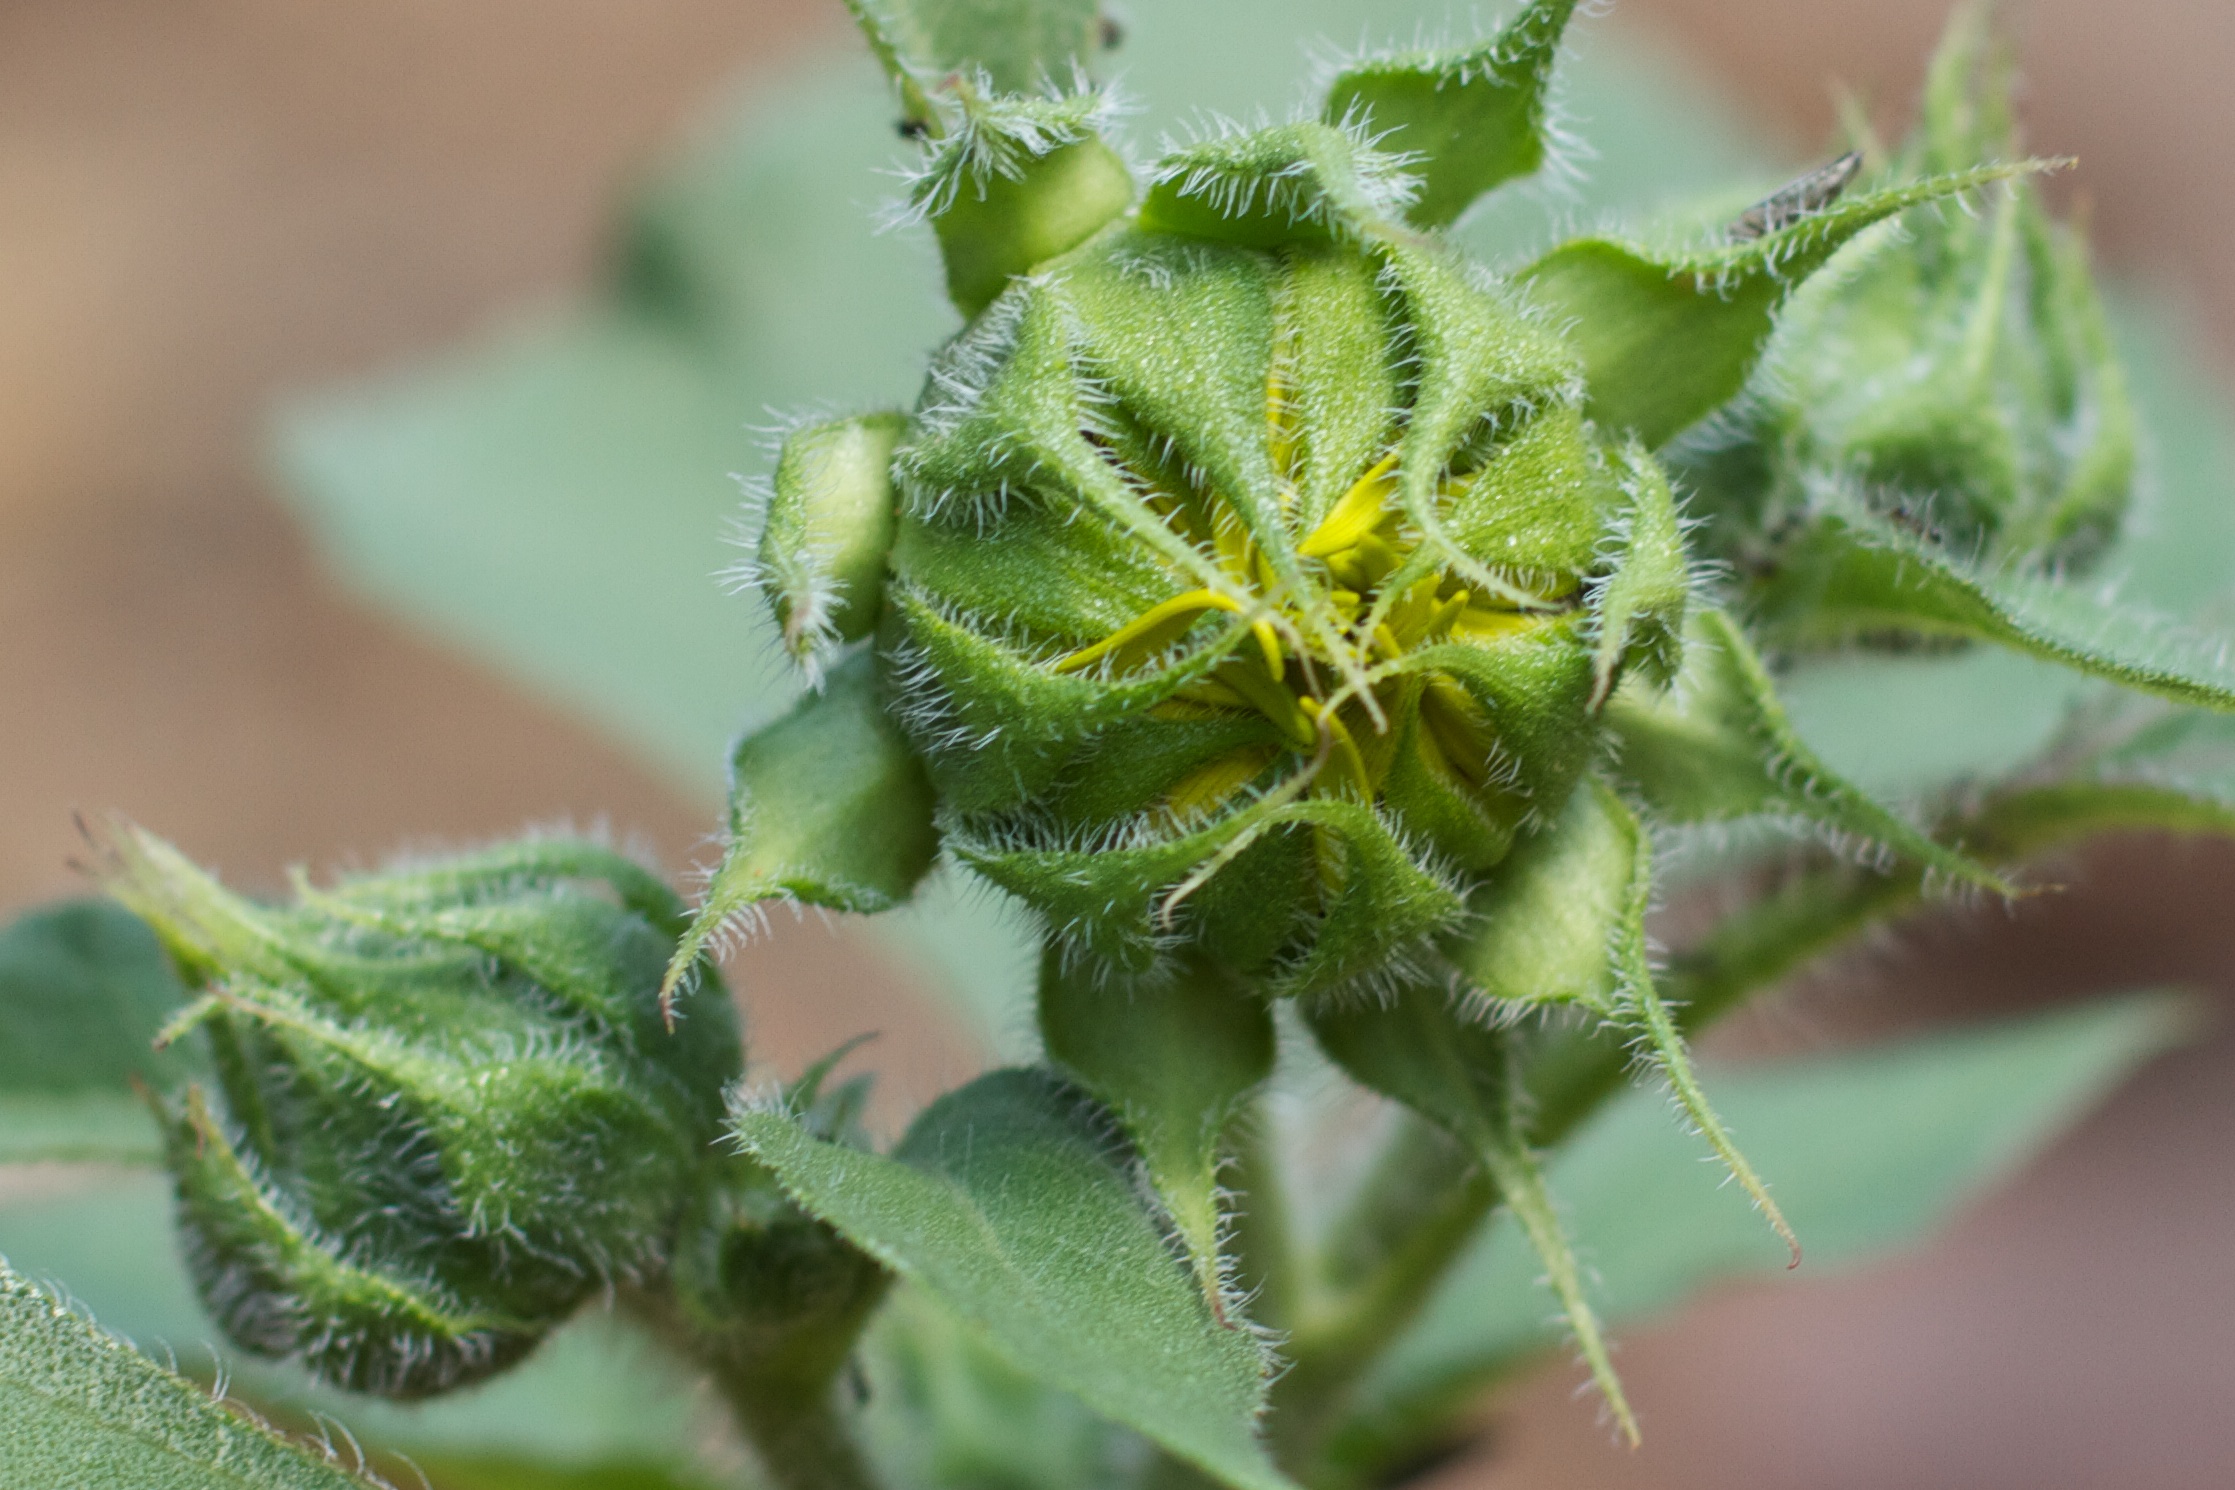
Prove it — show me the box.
[1752,510,2235,713]
[732,1068,1294,1490]
[1038,949,1275,1308]
[663,651,939,999]
[1521,163,2034,445]
[1603,608,2008,889]
[1320,0,1579,228]
[0,1255,373,1489]
[1136,121,1417,248]
[1330,994,2187,1485]
[0,898,194,1164]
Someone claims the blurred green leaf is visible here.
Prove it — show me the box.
[1328,993,2189,1484]
[0,1254,374,1489]
[734,1067,1294,1490]
[410,1457,723,1490]
[0,898,193,1164]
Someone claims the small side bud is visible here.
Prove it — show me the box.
[105,827,742,1399]
[760,413,908,679]
[666,1053,888,1408]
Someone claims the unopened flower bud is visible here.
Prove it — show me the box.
[107,830,741,1398]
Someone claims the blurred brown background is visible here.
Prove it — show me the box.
[2,2,2231,1486]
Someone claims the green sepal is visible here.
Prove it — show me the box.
[1137,121,1417,249]
[1304,982,1637,1445]
[1748,508,2235,713]
[1589,442,1689,702]
[663,650,939,1000]
[842,0,1109,130]
[1038,947,1275,1308]
[1320,0,1580,228]
[1520,161,2039,446]
[159,1084,547,1399]
[887,585,1235,815]
[913,89,1135,319]
[1602,608,2010,891]
[1452,777,1799,1261]
[1451,773,1635,1012]
[962,795,1466,996]
[313,837,691,939]
[758,412,908,679]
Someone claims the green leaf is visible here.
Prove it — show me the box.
[1329,993,2188,1485]
[1519,163,2034,446]
[1450,774,1633,1011]
[1319,0,1580,228]
[0,898,194,1164]
[731,1067,1294,1490]
[757,412,909,677]
[0,1254,373,1489]
[1751,510,2235,714]
[1038,949,1275,1308]
[1602,608,2009,890]
[1305,985,1637,1445]
[662,650,939,1000]
[843,0,1107,122]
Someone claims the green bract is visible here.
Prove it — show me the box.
[105,830,741,1399]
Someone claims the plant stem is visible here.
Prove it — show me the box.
[722,1378,884,1490]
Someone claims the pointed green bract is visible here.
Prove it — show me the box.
[1521,162,2037,445]
[1589,441,1688,701]
[733,1068,1296,1490]
[1603,608,2009,890]
[1137,121,1417,247]
[759,412,908,678]
[663,651,939,1000]
[844,0,1109,129]
[1305,984,1639,1445]
[1748,510,2235,713]
[1038,948,1275,1307]
[1452,774,1635,1011]
[1320,0,1580,228]
[914,89,1135,318]
[0,1256,376,1490]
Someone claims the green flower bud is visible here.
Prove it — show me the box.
[882,161,1676,993]
[1675,7,2133,575]
[759,413,909,679]
[105,830,742,1399]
